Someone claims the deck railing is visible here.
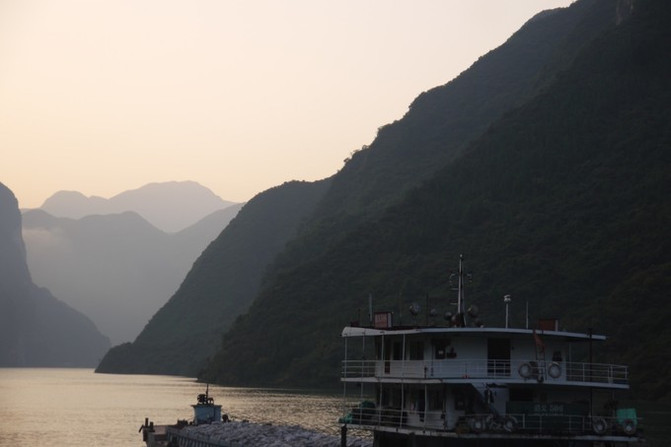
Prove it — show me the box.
[341,359,628,385]
[342,407,639,438]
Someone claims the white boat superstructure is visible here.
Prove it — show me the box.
[340,256,644,446]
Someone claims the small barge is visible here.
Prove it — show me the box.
[140,387,371,447]
[140,386,223,447]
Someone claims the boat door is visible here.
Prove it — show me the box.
[487,338,511,376]
[383,340,401,374]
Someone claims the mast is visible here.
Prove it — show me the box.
[453,254,467,327]
[457,254,464,315]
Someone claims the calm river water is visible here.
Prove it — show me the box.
[0,368,356,447]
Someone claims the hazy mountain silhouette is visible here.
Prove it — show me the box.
[96,180,330,376]
[40,181,235,233]
[22,203,242,345]
[0,182,110,366]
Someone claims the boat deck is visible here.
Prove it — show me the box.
[342,359,629,388]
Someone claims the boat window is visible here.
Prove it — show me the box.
[428,389,443,410]
[393,341,402,360]
[432,339,451,359]
[453,388,466,410]
[386,388,402,408]
[409,389,425,420]
[487,338,511,376]
[509,388,533,402]
[409,341,424,360]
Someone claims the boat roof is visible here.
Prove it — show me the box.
[341,325,606,342]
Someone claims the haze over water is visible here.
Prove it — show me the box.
[0,368,351,447]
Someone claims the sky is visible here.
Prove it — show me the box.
[1,0,574,209]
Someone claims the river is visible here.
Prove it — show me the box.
[0,368,356,447]
[2,368,669,446]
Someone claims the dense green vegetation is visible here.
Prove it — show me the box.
[300,0,612,234]
[200,0,671,402]
[263,0,618,298]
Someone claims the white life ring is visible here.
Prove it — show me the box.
[592,416,608,434]
[547,362,562,379]
[470,417,485,433]
[518,362,533,379]
[622,419,636,435]
[502,415,518,432]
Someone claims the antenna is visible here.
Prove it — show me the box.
[525,300,529,329]
[457,254,464,316]
[450,254,470,327]
[504,295,511,328]
[368,293,373,326]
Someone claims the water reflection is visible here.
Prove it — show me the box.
[0,368,361,447]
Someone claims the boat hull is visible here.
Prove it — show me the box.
[373,430,639,446]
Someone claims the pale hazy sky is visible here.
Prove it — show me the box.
[1,0,574,209]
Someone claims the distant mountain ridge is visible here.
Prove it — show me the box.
[40,181,235,233]
[22,203,243,345]
[0,182,110,366]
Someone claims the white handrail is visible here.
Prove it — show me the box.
[341,359,628,384]
[342,407,639,437]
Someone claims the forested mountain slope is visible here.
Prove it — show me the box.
[267,0,620,291]
[305,0,614,226]
[201,0,671,401]
[96,180,330,375]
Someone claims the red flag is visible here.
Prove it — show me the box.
[533,329,545,350]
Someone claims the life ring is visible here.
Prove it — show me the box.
[548,362,562,379]
[470,417,485,433]
[621,419,636,435]
[502,415,518,433]
[518,362,533,379]
[592,416,608,434]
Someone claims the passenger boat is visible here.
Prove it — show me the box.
[339,255,644,446]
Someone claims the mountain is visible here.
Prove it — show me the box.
[40,181,235,233]
[199,0,671,401]
[309,0,616,226]
[96,0,618,377]
[266,0,618,274]
[22,203,242,344]
[96,180,331,376]
[97,0,671,403]
[0,182,110,366]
